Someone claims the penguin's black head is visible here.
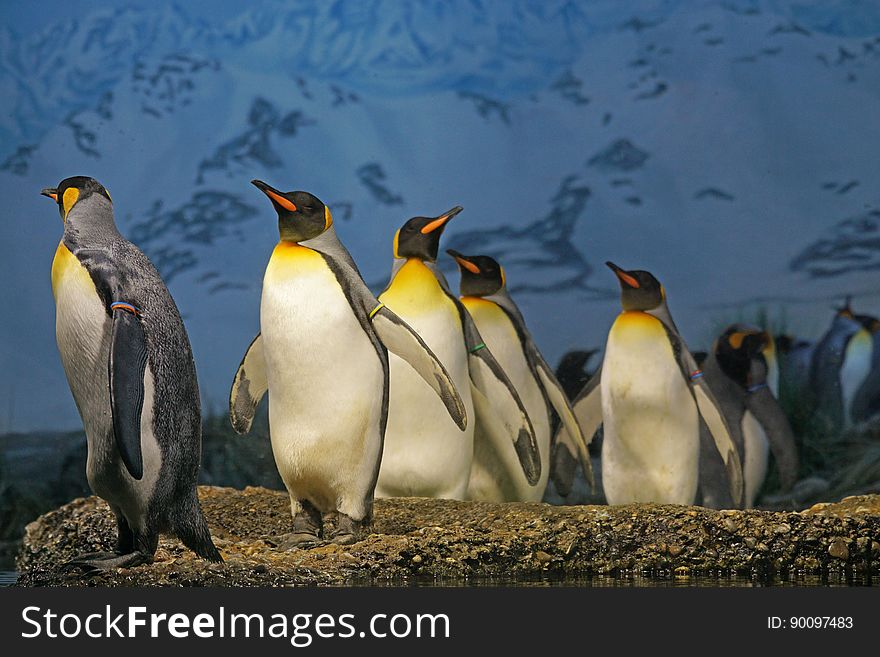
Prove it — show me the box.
[447,250,505,297]
[251,180,331,243]
[606,261,664,311]
[855,313,880,334]
[41,176,112,222]
[394,206,463,262]
[714,324,769,388]
[836,296,854,319]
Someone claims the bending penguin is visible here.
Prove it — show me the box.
[230,181,466,546]
[809,299,873,431]
[43,176,221,570]
[447,250,592,502]
[375,210,540,500]
[562,262,743,506]
[698,325,799,509]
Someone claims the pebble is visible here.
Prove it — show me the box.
[411,554,423,564]
[535,551,553,563]
[828,539,849,560]
[667,544,683,557]
[772,523,791,534]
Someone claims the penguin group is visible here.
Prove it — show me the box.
[42,174,832,567]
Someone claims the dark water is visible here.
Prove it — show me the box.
[2,570,872,588]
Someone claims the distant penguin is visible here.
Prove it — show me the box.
[375,210,539,500]
[698,325,799,509]
[850,314,880,423]
[777,333,814,407]
[809,299,873,430]
[447,250,592,502]
[42,176,221,570]
[555,349,600,400]
[562,262,743,506]
[230,181,466,546]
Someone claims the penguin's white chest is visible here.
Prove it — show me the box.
[841,329,872,425]
[260,242,383,513]
[601,311,698,505]
[463,298,550,501]
[376,259,474,499]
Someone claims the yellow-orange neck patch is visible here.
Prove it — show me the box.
[62,187,80,220]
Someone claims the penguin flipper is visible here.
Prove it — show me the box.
[745,386,799,491]
[531,354,594,490]
[109,307,148,480]
[461,316,541,486]
[684,352,744,507]
[554,366,602,495]
[229,333,268,435]
[371,307,467,430]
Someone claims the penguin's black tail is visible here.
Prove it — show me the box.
[172,493,223,563]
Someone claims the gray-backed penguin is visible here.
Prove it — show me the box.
[230,181,466,546]
[698,325,799,509]
[375,211,540,500]
[809,300,873,431]
[447,250,592,502]
[42,176,221,570]
[562,262,743,506]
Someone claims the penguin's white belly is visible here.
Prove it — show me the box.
[464,299,550,502]
[841,329,872,425]
[601,312,698,505]
[376,261,474,499]
[741,410,769,509]
[261,244,383,516]
[52,243,161,529]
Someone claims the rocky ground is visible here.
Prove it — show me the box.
[15,486,880,586]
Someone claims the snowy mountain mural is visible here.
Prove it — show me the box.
[2,0,879,431]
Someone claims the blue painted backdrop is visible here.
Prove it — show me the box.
[2,0,879,431]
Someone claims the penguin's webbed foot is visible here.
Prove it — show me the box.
[326,513,366,546]
[276,531,323,550]
[276,504,324,550]
[62,551,152,574]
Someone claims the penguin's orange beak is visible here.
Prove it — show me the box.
[421,206,463,234]
[40,187,59,202]
[447,249,481,274]
[606,261,640,289]
[251,179,297,212]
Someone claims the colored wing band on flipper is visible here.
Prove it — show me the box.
[229,333,268,435]
[370,306,467,430]
[109,302,148,480]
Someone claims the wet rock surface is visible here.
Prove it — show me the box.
[16,487,880,587]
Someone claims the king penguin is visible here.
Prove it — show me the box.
[809,299,873,431]
[42,176,221,570]
[230,181,466,546]
[563,262,743,506]
[698,325,799,509]
[850,314,880,423]
[375,210,540,500]
[446,250,592,502]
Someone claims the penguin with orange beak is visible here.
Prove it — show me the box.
[563,262,743,506]
[447,250,592,502]
[375,209,539,500]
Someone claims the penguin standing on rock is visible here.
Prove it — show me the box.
[230,181,466,546]
[375,210,540,500]
[562,262,743,506]
[447,250,592,502]
[698,325,799,509]
[42,176,221,570]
